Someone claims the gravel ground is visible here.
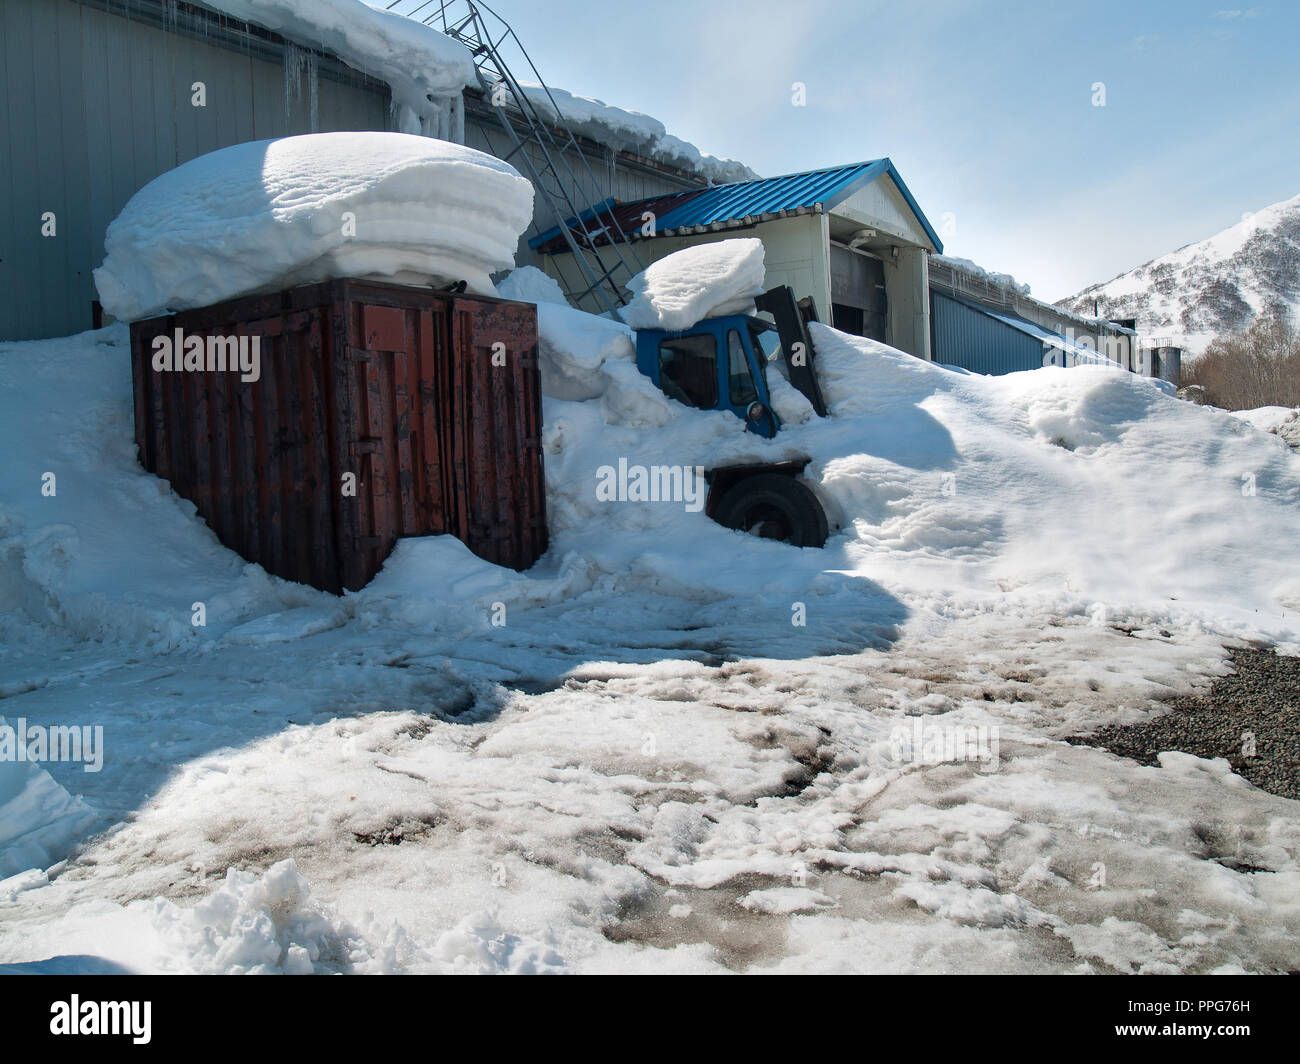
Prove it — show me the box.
[1068,647,1300,801]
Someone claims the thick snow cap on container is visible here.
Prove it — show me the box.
[94,133,535,322]
[618,238,767,332]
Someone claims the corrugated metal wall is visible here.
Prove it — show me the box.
[930,290,1046,374]
[1,0,704,342]
[1,0,391,342]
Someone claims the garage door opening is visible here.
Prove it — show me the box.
[830,243,887,342]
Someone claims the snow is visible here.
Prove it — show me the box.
[0,857,563,974]
[517,84,757,185]
[200,0,476,116]
[200,3,752,186]
[94,133,534,321]
[1063,192,1300,355]
[1229,405,1299,435]
[2,291,1300,972]
[535,303,636,402]
[619,239,767,331]
[0,719,99,880]
[933,255,1031,296]
[496,266,569,308]
[738,887,837,915]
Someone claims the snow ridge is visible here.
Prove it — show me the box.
[1060,193,1300,354]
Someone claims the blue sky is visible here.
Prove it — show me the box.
[391,1,1300,303]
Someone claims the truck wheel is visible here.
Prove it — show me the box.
[713,474,828,548]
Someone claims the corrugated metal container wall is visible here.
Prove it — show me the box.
[1,0,391,342]
[129,280,547,593]
[930,291,1045,375]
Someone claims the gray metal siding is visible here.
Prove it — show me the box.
[3,0,708,341]
[931,291,1047,375]
[1,0,391,341]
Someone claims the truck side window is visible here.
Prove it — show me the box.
[658,334,717,409]
[750,323,786,381]
[727,330,758,406]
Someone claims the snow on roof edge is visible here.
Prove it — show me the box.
[198,0,478,116]
[195,3,753,188]
[517,84,759,186]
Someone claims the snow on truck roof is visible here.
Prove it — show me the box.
[618,239,768,332]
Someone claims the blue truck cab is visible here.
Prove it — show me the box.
[632,285,829,438]
[627,286,834,548]
[635,314,781,437]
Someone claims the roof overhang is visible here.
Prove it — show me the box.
[532,157,942,256]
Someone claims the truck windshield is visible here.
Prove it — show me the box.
[658,334,717,409]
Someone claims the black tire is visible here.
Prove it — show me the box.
[713,474,828,548]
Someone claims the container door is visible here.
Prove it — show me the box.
[446,297,547,571]
[336,298,452,591]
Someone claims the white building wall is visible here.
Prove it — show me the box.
[886,246,931,359]
[833,181,933,249]
[540,209,939,360]
[540,214,832,322]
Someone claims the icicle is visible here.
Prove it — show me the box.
[307,51,319,132]
[284,42,305,123]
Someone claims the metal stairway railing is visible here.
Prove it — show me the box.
[386,0,644,314]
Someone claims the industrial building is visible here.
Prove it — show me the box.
[927,257,1144,376]
[532,160,943,361]
[2,0,1166,381]
[0,0,714,341]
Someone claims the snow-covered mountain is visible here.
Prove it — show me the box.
[1060,193,1300,355]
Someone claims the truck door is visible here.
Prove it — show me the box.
[723,327,777,437]
[646,324,776,437]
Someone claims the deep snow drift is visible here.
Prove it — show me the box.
[0,718,99,881]
[1,287,1299,971]
[94,134,534,321]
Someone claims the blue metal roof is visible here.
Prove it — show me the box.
[529,158,943,254]
[653,159,942,252]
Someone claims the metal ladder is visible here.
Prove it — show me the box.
[386,0,643,315]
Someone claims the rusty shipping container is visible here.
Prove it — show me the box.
[129,279,547,594]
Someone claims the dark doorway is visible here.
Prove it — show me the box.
[831,304,863,335]
[830,244,887,342]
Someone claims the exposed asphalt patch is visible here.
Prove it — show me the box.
[1066,647,1300,800]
